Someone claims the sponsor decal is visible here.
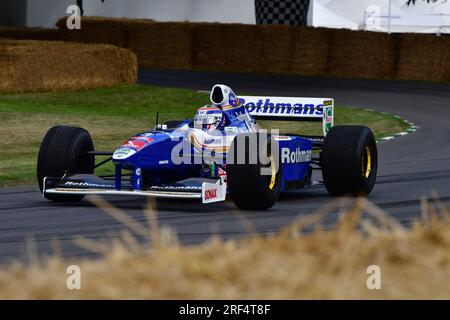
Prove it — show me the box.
[281,147,312,164]
[273,136,292,141]
[133,136,154,143]
[239,98,324,116]
[201,180,226,204]
[112,148,137,160]
[135,168,141,176]
[221,105,235,111]
[218,167,227,183]
[326,107,333,122]
[188,131,229,153]
[114,149,129,156]
[64,181,113,188]
[149,185,202,191]
[209,162,216,177]
[229,92,238,107]
[225,127,238,133]
[325,106,334,133]
[203,188,218,201]
[203,138,222,145]
[122,139,147,151]
[158,160,169,165]
[218,167,226,177]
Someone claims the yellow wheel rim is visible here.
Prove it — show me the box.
[269,156,277,191]
[363,146,372,178]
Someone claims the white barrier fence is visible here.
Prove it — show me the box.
[312,0,450,34]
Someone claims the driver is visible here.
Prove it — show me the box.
[193,106,224,132]
[193,84,238,132]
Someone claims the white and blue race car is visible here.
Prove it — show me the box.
[37,85,377,210]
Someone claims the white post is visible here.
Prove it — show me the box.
[388,0,392,34]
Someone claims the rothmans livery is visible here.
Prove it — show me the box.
[37,84,378,210]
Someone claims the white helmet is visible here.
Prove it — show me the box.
[210,84,240,108]
[193,106,224,131]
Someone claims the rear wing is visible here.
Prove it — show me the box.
[238,96,334,136]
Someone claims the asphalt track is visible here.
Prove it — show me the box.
[1,69,449,264]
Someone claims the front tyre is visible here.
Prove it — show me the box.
[227,133,282,210]
[37,126,95,202]
[321,125,377,196]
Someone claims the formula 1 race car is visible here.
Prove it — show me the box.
[37,84,377,210]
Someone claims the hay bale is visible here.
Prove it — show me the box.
[129,22,194,70]
[290,27,331,76]
[397,33,450,82]
[0,24,129,48]
[59,27,129,47]
[7,18,450,83]
[193,24,262,73]
[54,16,134,48]
[0,27,63,41]
[56,16,155,30]
[328,29,397,79]
[0,39,137,93]
[258,25,293,74]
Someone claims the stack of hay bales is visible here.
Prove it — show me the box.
[0,27,62,41]
[55,16,130,48]
[128,21,195,70]
[290,27,331,76]
[2,17,450,83]
[193,24,262,73]
[258,25,293,74]
[328,29,398,79]
[0,39,137,93]
[56,17,194,69]
[61,27,129,48]
[397,33,450,82]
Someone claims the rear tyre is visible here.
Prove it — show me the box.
[37,126,95,202]
[321,125,377,196]
[227,133,282,210]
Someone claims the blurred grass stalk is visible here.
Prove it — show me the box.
[0,195,449,299]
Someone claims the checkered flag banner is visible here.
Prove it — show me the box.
[255,0,310,26]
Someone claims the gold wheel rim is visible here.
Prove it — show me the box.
[363,146,372,178]
[269,156,277,191]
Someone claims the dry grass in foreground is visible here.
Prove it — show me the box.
[0,196,449,299]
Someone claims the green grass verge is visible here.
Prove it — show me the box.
[0,84,409,187]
